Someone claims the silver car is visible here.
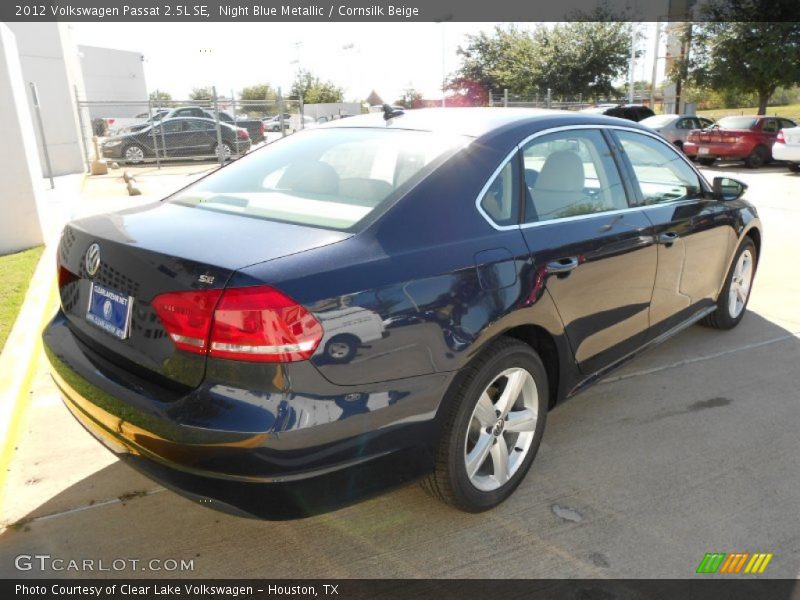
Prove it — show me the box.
[640,114,715,152]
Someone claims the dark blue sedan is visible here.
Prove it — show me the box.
[44,107,761,518]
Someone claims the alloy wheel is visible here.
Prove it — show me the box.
[464,367,539,492]
[125,146,144,163]
[728,248,754,318]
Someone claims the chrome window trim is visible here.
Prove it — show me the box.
[475,123,709,231]
[474,146,520,230]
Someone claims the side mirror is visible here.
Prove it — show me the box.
[712,177,747,201]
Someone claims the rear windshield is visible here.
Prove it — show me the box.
[170,128,468,231]
[716,116,758,130]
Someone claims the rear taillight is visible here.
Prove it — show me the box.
[776,131,786,144]
[152,290,222,354]
[237,129,249,140]
[152,286,323,363]
[259,121,265,135]
[721,135,741,143]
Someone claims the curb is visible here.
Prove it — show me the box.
[0,243,58,509]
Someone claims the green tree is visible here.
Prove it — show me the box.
[395,88,424,109]
[239,83,276,114]
[189,87,213,102]
[448,25,537,105]
[149,90,172,102]
[449,23,632,104]
[529,22,632,99]
[290,70,344,104]
[682,0,800,114]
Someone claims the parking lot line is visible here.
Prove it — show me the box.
[599,331,800,384]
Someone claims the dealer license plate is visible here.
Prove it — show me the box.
[86,282,133,340]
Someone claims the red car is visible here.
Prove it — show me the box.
[684,115,797,168]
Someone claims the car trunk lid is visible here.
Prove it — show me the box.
[57,201,349,388]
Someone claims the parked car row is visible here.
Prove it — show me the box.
[635,113,798,172]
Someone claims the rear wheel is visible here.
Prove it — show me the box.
[697,157,716,166]
[702,238,757,330]
[422,337,548,512]
[745,146,768,169]
[788,163,800,173]
[214,142,232,161]
[324,334,359,363]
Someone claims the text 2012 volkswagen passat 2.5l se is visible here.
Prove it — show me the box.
[44,107,761,518]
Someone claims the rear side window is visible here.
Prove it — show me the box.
[478,155,519,227]
[521,129,628,223]
[762,119,779,133]
[171,128,468,231]
[615,130,703,205]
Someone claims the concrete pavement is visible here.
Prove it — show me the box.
[0,163,798,579]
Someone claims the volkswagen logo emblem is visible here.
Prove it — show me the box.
[85,243,101,277]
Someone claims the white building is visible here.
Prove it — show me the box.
[79,45,147,120]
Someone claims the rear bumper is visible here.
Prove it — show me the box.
[44,311,452,517]
[683,141,753,160]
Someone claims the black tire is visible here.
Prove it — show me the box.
[745,146,768,169]
[122,144,145,164]
[421,337,548,512]
[697,157,716,166]
[674,140,684,151]
[701,238,757,330]
[788,163,800,173]
[323,334,359,363]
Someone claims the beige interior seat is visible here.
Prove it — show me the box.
[531,150,585,220]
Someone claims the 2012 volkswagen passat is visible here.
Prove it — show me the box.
[44,108,761,518]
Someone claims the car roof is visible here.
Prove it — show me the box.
[321,107,646,138]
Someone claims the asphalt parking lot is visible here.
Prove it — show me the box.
[0,162,798,579]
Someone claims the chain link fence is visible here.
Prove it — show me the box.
[487,89,658,111]
[75,87,305,168]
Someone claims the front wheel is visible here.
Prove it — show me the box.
[788,163,800,173]
[422,337,548,512]
[702,238,757,330]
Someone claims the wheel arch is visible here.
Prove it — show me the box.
[501,324,561,409]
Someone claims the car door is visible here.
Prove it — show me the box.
[609,128,737,339]
[157,119,193,157]
[518,127,657,375]
[674,117,696,145]
[181,118,216,155]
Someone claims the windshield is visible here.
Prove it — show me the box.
[640,115,676,128]
[716,116,758,130]
[170,128,469,231]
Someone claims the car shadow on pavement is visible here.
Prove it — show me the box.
[1,313,799,578]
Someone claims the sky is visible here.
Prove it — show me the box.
[68,22,667,104]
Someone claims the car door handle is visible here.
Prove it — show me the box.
[658,231,680,245]
[547,257,579,274]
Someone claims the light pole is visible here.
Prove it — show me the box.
[436,16,452,107]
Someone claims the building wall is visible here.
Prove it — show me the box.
[6,23,87,176]
[0,24,44,254]
[79,45,147,120]
[304,102,362,120]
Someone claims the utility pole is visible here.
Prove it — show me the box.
[650,20,662,109]
[628,24,637,104]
